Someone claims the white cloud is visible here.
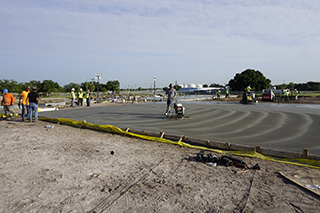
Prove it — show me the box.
[0,0,319,86]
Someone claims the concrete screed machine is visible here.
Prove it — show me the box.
[173,102,185,118]
[240,89,258,104]
[166,101,190,119]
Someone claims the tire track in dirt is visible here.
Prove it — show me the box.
[88,159,164,213]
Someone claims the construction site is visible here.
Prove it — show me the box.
[1,98,320,212]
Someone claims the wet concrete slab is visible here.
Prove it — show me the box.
[39,102,320,155]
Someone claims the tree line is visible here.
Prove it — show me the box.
[228,69,320,91]
[1,69,320,94]
[0,79,120,94]
[273,81,320,91]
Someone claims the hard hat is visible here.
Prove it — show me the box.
[3,89,8,94]
[71,88,75,91]
[80,88,83,91]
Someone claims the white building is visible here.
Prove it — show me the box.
[179,83,226,94]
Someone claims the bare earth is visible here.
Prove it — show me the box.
[1,118,320,213]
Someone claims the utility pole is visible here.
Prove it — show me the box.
[153,76,156,97]
[82,78,88,91]
[95,73,102,102]
[90,78,95,92]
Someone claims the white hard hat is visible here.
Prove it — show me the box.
[80,88,83,91]
[71,88,75,91]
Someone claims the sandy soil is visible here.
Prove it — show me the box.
[1,117,320,213]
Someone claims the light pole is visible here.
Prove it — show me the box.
[91,78,95,92]
[95,73,102,102]
[153,76,156,97]
[82,78,88,91]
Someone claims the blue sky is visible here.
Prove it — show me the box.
[1,0,319,89]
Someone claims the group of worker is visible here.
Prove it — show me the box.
[215,88,229,99]
[1,86,92,121]
[247,84,299,101]
[284,89,299,101]
[1,86,39,122]
[70,88,91,108]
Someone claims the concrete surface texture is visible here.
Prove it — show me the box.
[40,102,320,155]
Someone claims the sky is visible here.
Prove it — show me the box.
[1,0,320,89]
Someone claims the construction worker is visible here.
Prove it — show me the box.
[27,86,39,122]
[70,88,76,107]
[164,83,177,116]
[294,89,299,100]
[18,86,31,121]
[216,89,221,98]
[85,89,91,107]
[132,95,136,104]
[247,84,252,92]
[78,88,84,106]
[284,89,289,101]
[225,88,229,98]
[1,89,16,121]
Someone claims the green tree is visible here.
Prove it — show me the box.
[306,82,320,91]
[163,85,181,91]
[81,81,95,92]
[228,69,271,91]
[80,82,88,91]
[41,80,62,94]
[209,83,224,87]
[288,82,295,90]
[0,79,19,93]
[274,81,320,91]
[174,84,182,91]
[91,81,105,92]
[88,82,95,92]
[98,83,107,92]
[28,80,42,91]
[63,83,81,92]
[203,84,208,88]
[106,80,120,93]
[17,82,30,92]
[101,87,108,92]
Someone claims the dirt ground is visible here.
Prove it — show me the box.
[1,117,320,213]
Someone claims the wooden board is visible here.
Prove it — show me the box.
[279,169,320,197]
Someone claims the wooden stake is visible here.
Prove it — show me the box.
[124,128,129,135]
[225,143,230,150]
[303,148,309,159]
[160,132,165,138]
[254,145,261,153]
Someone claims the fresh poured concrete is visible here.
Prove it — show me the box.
[40,102,320,155]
